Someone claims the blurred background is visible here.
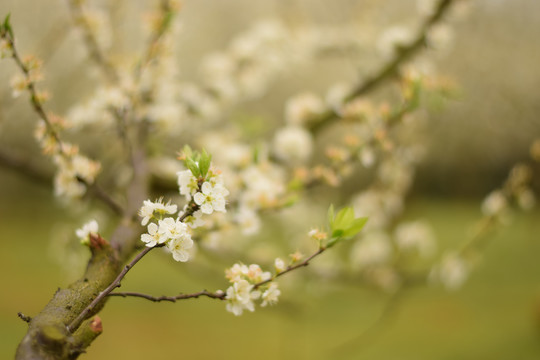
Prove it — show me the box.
[1,0,539,359]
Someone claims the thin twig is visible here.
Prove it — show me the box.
[107,246,327,304]
[17,312,32,323]
[85,180,124,216]
[255,247,326,289]
[108,290,226,302]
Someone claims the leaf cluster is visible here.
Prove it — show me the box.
[326,205,368,248]
[181,145,212,178]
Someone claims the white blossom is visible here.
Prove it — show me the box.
[54,170,87,198]
[285,92,325,125]
[272,126,313,164]
[158,217,189,240]
[261,283,281,307]
[394,221,436,258]
[225,280,259,316]
[417,0,439,16]
[377,26,413,59]
[431,252,469,291]
[53,154,101,199]
[360,146,376,168]
[240,163,285,209]
[76,220,99,245]
[138,199,178,226]
[246,264,272,283]
[325,82,351,112]
[350,231,393,269]
[193,182,229,214]
[10,74,27,98]
[140,223,166,247]
[427,24,454,51]
[166,233,194,262]
[234,207,261,235]
[182,209,205,229]
[517,188,536,211]
[226,263,249,283]
[274,258,287,273]
[177,170,199,200]
[481,190,507,216]
[0,38,12,58]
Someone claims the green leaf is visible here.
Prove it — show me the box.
[327,205,368,245]
[327,204,335,229]
[185,157,200,177]
[199,149,212,178]
[182,145,193,159]
[333,207,355,231]
[3,14,13,38]
[341,217,368,238]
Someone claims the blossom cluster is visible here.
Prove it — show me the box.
[138,198,194,262]
[139,152,229,262]
[224,263,281,316]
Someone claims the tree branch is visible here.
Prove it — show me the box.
[66,0,119,83]
[108,290,226,302]
[309,0,455,134]
[67,246,154,333]
[106,246,327,306]
[0,148,52,185]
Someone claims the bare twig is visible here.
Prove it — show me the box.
[255,247,326,289]
[85,181,124,216]
[108,290,226,302]
[17,312,32,323]
[107,246,327,305]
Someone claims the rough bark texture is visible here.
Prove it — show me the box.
[16,149,148,360]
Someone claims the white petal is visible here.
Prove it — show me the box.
[193,192,205,205]
[201,182,212,195]
[172,250,189,262]
[201,203,213,214]
[147,222,158,235]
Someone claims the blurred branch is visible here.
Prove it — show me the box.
[0,148,51,185]
[133,0,179,81]
[66,0,119,83]
[310,0,455,134]
[3,27,125,216]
